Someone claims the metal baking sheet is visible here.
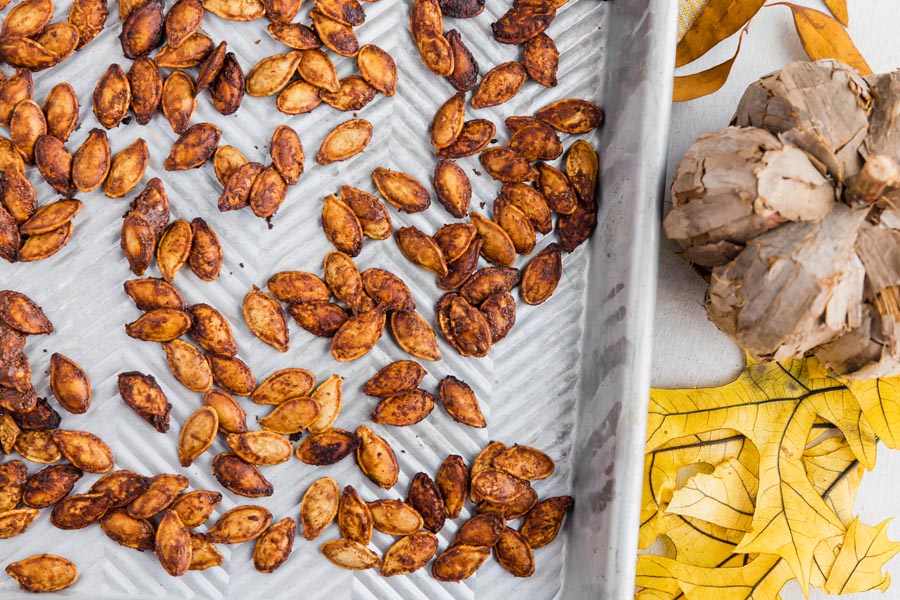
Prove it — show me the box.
[0,0,675,597]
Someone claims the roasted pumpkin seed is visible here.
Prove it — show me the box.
[52,430,113,473]
[477,485,538,520]
[470,441,505,502]
[268,22,321,49]
[323,251,374,313]
[213,145,247,185]
[34,135,74,196]
[2,0,54,39]
[276,80,323,114]
[265,0,301,23]
[128,473,188,518]
[408,471,444,532]
[439,237,482,291]
[565,139,599,205]
[6,554,78,592]
[436,454,468,519]
[120,0,165,58]
[156,509,191,576]
[117,371,171,433]
[321,539,381,570]
[438,0,483,18]
[297,49,340,92]
[321,194,363,255]
[0,70,33,128]
[207,354,256,396]
[471,61,526,109]
[357,44,397,96]
[372,167,431,213]
[177,406,218,466]
[124,277,184,311]
[195,41,227,95]
[9,100,46,165]
[331,308,384,362]
[495,527,534,577]
[188,217,222,281]
[368,499,423,536]
[520,242,562,305]
[301,477,339,540]
[71,129,110,193]
[93,64,131,129]
[316,119,373,165]
[259,396,320,434]
[270,124,304,185]
[320,76,376,111]
[0,460,27,511]
[165,122,220,170]
[204,389,247,434]
[50,492,110,529]
[430,92,465,150]
[213,453,274,497]
[245,51,302,97]
[154,33,214,68]
[470,212,516,267]
[338,484,372,544]
[125,308,192,342]
[165,0,203,48]
[451,512,504,547]
[446,29,478,91]
[253,517,296,573]
[170,490,222,528]
[310,8,359,57]
[105,138,149,198]
[14,430,61,463]
[226,431,292,465]
[295,428,357,465]
[161,70,196,134]
[189,303,236,355]
[218,161,262,211]
[361,268,415,312]
[371,389,435,427]
[390,311,441,362]
[89,470,149,508]
[205,504,273,543]
[471,468,530,504]
[100,508,156,551]
[437,118,495,159]
[520,495,573,548]
[491,1,555,45]
[243,287,290,352]
[536,98,603,134]
[202,0,265,20]
[189,533,223,569]
[210,51,245,115]
[248,165,288,218]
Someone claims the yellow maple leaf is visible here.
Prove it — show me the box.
[647,358,878,592]
[803,433,864,525]
[824,518,900,594]
[660,513,746,567]
[636,553,794,600]
[666,454,758,532]
[843,377,900,450]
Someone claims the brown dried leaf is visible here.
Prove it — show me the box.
[779,3,871,75]
[676,0,764,66]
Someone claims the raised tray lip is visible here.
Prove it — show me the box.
[560,1,676,598]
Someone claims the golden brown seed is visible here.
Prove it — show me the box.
[357,44,397,96]
[100,509,155,551]
[331,308,385,362]
[19,199,81,236]
[15,431,61,464]
[23,466,72,511]
[270,125,304,185]
[437,454,468,519]
[536,98,603,133]
[0,208,17,262]
[372,167,431,213]
[0,461,26,511]
[0,294,40,333]
[154,33,214,68]
[315,0,365,25]
[156,219,192,282]
[89,470,149,508]
[41,83,78,143]
[213,145,247,185]
[105,138,149,198]
[430,92,465,150]
[210,51,245,115]
[523,31,559,88]
[268,272,329,305]
[177,406,218,466]
[276,80,323,114]
[323,251,374,313]
[165,122,220,170]
[129,176,169,235]
[508,121,562,163]
[339,185,391,240]
[316,119,373,166]
[537,162,577,214]
[211,453,274,497]
[521,242,562,305]
[477,485,538,520]
[10,100,46,164]
[254,517,296,573]
[0,70,33,128]
[189,217,223,281]
[338,485,372,544]
[371,389,435,427]
[471,61,526,109]
[0,414,21,454]
[258,396,320,434]
[470,441,506,502]
[495,199,536,255]
[368,499,424,536]
[266,0,301,23]
[296,428,357,465]
[381,532,438,576]
[390,311,441,362]
[165,0,203,48]
[0,37,57,71]
[321,539,381,570]
[320,76,377,112]
[204,389,247,434]
[2,0,53,38]
[50,492,110,529]
[409,473,446,533]
[249,165,288,219]
[520,495,573,548]
[125,308,192,342]
[301,477,338,540]
[297,49,340,92]
[565,139,599,204]
[364,361,426,398]
[156,509,191,576]
[0,167,32,228]
[202,0,265,19]
[356,425,400,490]
[161,70,196,134]
[245,51,302,97]
[361,268,414,312]
[446,29,478,91]
[189,303,236,356]
[93,64,131,129]
[501,183,552,234]
[252,368,316,405]
[34,135,74,196]
[207,354,256,397]
[492,444,555,481]
[120,0,165,59]
[218,161,262,211]
[69,0,108,48]
[460,266,520,305]
[226,431,292,465]
[195,41,227,94]
[452,512,505,548]
[412,27,453,77]
[481,291,516,342]
[6,554,78,592]
[267,22,321,49]
[495,527,534,576]
[117,371,172,433]
[243,287,290,352]
[170,490,222,528]
[433,223,476,263]
[52,430,113,473]
[205,505,273,543]
[480,146,538,183]
[322,194,363,256]
[438,119,496,159]
[471,468,530,504]
[470,212,516,267]
[124,277,185,311]
[432,544,491,581]
[120,215,154,275]
[310,8,359,57]
[22,29,73,65]
[127,473,188,519]
[72,129,110,193]
[189,534,223,570]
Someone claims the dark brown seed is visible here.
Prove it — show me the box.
[210,52,245,116]
[211,453,274,497]
[361,268,415,312]
[439,0,483,18]
[161,70,196,134]
[523,32,559,88]
[195,41,227,95]
[101,509,156,551]
[438,375,486,427]
[295,428,358,465]
[452,513,504,547]
[164,122,221,170]
[470,62,527,109]
[520,495,573,548]
[436,455,468,519]
[477,486,538,520]
[431,544,490,581]
[437,119,495,159]
[481,291,516,342]
[363,361,426,398]
[249,166,288,219]
[536,98,604,134]
[287,301,349,337]
[22,465,82,508]
[189,217,223,281]
[69,0,109,48]
[433,159,471,218]
[189,303,237,356]
[72,128,111,193]
[34,135,74,196]
[50,492,110,529]
[120,0,165,58]
[495,527,535,577]
[267,270,330,305]
[491,2,555,44]
[470,468,531,504]
[117,371,171,433]
[408,472,445,533]
[44,83,79,142]
[446,30,478,92]
[218,161,263,211]
[9,397,60,430]
[207,354,256,397]
[123,277,185,311]
[460,267,521,305]
[270,124,304,185]
[340,185,391,240]
[520,242,563,305]
[439,237,482,291]
[557,199,597,252]
[371,389,435,426]
[90,470,150,508]
[93,64,131,129]
[165,0,204,48]
[267,22,321,49]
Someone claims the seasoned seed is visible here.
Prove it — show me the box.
[165,122,220,170]
[495,527,534,577]
[254,517,296,573]
[245,51,302,97]
[491,2,555,44]
[297,49,340,92]
[120,0,165,58]
[323,251,374,313]
[156,509,191,576]
[523,32,559,88]
[195,41,227,95]
[189,534,222,569]
[117,371,171,433]
[301,477,339,540]
[390,311,441,362]
[439,237,482,290]
[451,512,504,547]
[252,368,316,405]
[189,303,236,356]
[320,76,376,112]
[161,70,197,134]
[188,217,223,281]
[154,33,214,68]
[165,0,203,48]
[52,430,114,473]
[202,0,265,20]
[321,539,381,570]
[100,509,155,551]
[470,468,530,504]
[372,168,430,213]
[316,119,373,165]
[493,444,554,480]
[23,464,80,509]
[34,135,74,196]
[565,139,599,205]
[9,100,46,165]
[430,92,465,150]
[331,308,385,362]
[105,138,149,198]
[93,64,131,129]
[15,430,61,463]
[157,219,192,282]
[470,441,506,502]
[267,22,321,49]
[0,461,26,511]
[439,375,486,427]
[357,44,397,96]
[395,226,448,276]
[2,0,54,39]
[481,291,516,342]
[368,499,424,536]
[477,485,538,520]
[243,287,290,352]
[177,406,218,466]
[210,51,245,115]
[361,268,415,312]
[89,470,149,508]
[536,98,603,134]
[433,223,476,263]
[381,531,438,577]
[295,428,358,465]
[432,544,490,581]
[408,472,445,533]
[50,492,110,529]
[276,80,323,114]
[310,8,359,57]
[170,490,222,528]
[471,62,526,109]
[211,453,274,497]
[0,70,33,129]
[125,308,192,342]
[338,485,372,544]
[213,145,248,185]
[6,554,78,592]
[127,473,188,518]
[363,361,426,398]
[520,242,562,305]
[72,129,111,193]
[226,431,293,465]
[437,454,468,519]
[204,389,247,433]
[207,354,256,397]
[258,396,320,434]
[124,277,184,311]
[321,194,363,256]
[218,161,262,211]
[270,125,304,185]
[20,199,81,236]
[341,185,392,240]
[437,119,496,159]
[249,166,288,218]
[480,146,538,183]
[446,29,478,91]
[265,0,302,23]
[520,495,573,548]
[470,213,516,267]
[495,199,536,254]
[371,389,435,427]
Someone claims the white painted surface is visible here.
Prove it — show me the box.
[653,1,900,597]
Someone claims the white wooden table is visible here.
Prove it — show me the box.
[653,1,900,597]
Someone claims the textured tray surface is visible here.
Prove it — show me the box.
[0,0,608,598]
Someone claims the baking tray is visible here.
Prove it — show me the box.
[0,0,676,597]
